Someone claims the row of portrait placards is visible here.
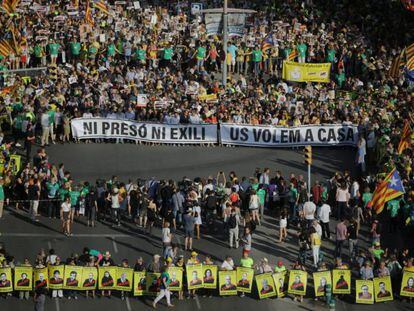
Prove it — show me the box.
[1,266,413,302]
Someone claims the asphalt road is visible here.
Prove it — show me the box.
[0,143,409,310]
[41,143,357,182]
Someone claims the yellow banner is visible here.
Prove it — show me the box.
[80,267,98,290]
[34,267,48,290]
[0,267,13,292]
[272,271,287,297]
[374,276,393,303]
[198,93,217,102]
[186,264,204,290]
[133,271,146,296]
[145,273,160,296]
[9,154,21,175]
[332,269,351,294]
[64,266,82,290]
[219,270,237,296]
[168,267,183,291]
[400,270,414,297]
[14,266,33,291]
[255,273,277,299]
[116,267,133,291]
[98,267,117,290]
[236,267,254,293]
[313,271,332,297]
[287,270,307,296]
[202,265,217,289]
[355,280,374,304]
[282,61,331,83]
[48,265,65,290]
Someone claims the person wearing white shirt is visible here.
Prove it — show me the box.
[318,202,331,239]
[303,197,316,227]
[220,256,234,271]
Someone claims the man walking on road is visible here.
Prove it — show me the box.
[318,200,331,239]
[335,217,347,258]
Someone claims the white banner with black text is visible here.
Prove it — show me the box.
[71,118,218,144]
[219,124,359,147]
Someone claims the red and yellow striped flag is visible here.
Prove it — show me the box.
[85,0,94,26]
[288,50,297,61]
[1,0,20,14]
[397,120,412,154]
[368,169,405,214]
[93,0,108,14]
[406,42,414,61]
[389,49,405,78]
[0,39,14,57]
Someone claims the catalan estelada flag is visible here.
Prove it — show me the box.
[85,0,94,26]
[368,169,405,214]
[1,0,20,15]
[288,49,297,61]
[389,49,405,78]
[0,39,14,57]
[93,0,108,14]
[397,120,412,154]
[261,35,273,52]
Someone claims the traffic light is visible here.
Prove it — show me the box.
[304,145,312,165]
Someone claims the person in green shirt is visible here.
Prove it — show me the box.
[69,40,81,63]
[46,178,60,218]
[251,46,263,76]
[134,44,146,65]
[274,261,286,273]
[153,266,174,308]
[257,185,266,219]
[48,40,60,64]
[194,44,206,71]
[162,45,173,68]
[69,187,80,221]
[326,43,336,63]
[33,44,44,67]
[296,38,307,63]
[106,41,117,59]
[335,68,346,88]
[240,252,254,268]
[0,178,4,219]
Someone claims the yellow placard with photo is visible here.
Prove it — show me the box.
[273,271,287,297]
[133,271,146,296]
[34,267,48,289]
[332,269,351,294]
[255,273,276,299]
[116,267,133,291]
[168,267,183,291]
[98,267,117,290]
[80,267,98,290]
[374,276,393,303]
[288,270,307,296]
[282,61,331,83]
[145,273,161,296]
[9,154,21,175]
[400,271,414,297]
[14,266,33,291]
[236,267,254,293]
[186,264,204,290]
[198,93,217,102]
[203,265,217,289]
[64,266,82,290]
[313,271,332,297]
[219,270,237,296]
[355,280,374,304]
[48,265,65,290]
[0,267,13,292]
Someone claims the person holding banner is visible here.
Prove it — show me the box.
[153,265,174,308]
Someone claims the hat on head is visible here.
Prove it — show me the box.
[191,251,198,257]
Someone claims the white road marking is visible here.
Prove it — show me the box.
[195,295,202,309]
[125,296,132,311]
[1,233,135,238]
[55,297,60,311]
[112,236,119,253]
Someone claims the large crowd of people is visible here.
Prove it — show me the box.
[0,0,414,308]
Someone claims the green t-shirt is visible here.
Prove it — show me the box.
[107,43,116,57]
[283,48,292,59]
[34,45,43,58]
[196,47,206,60]
[48,43,60,56]
[0,185,4,200]
[257,189,266,205]
[47,182,60,198]
[135,49,146,60]
[252,49,262,62]
[372,248,384,260]
[387,199,400,218]
[297,43,307,57]
[362,192,373,208]
[336,72,346,88]
[163,48,173,60]
[89,45,98,55]
[69,190,81,207]
[240,257,254,268]
[70,42,81,56]
[48,110,55,125]
[327,49,336,62]
[58,188,69,201]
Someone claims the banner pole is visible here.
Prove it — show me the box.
[307,164,311,194]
